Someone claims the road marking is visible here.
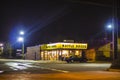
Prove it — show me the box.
[0,71,4,73]
[50,68,69,73]
[5,62,69,73]
[38,67,69,73]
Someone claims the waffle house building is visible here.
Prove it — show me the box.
[26,42,88,60]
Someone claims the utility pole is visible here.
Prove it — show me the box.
[110,0,120,69]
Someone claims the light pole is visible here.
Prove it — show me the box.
[107,24,114,60]
[18,31,25,59]
[109,0,120,69]
[18,37,24,59]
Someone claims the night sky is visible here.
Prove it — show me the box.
[0,0,119,46]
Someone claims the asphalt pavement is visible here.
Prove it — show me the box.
[0,59,120,80]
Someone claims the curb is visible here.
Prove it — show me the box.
[107,69,120,72]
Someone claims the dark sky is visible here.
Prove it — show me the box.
[0,0,119,46]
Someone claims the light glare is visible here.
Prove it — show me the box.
[20,31,24,35]
[18,37,24,42]
[107,25,112,29]
[0,43,3,46]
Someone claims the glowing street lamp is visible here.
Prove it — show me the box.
[18,30,25,59]
[109,0,119,70]
[0,43,3,47]
[107,24,112,29]
[107,24,114,60]
[19,31,25,35]
[18,37,24,42]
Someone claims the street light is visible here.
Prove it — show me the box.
[18,37,24,42]
[18,30,25,59]
[107,24,112,29]
[107,24,114,60]
[109,0,119,69]
[19,31,24,35]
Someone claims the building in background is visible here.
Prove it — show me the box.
[40,42,87,60]
[25,45,41,60]
[26,42,88,60]
[86,38,120,62]
[0,43,4,57]
[25,38,120,62]
[86,43,112,62]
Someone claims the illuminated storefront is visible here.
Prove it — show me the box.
[40,42,88,60]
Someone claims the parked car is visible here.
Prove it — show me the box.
[65,55,88,63]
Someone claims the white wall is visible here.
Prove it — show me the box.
[25,45,40,60]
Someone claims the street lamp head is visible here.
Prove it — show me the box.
[0,43,3,46]
[19,31,24,35]
[107,24,112,29]
[18,37,24,42]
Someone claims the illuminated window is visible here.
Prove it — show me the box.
[62,50,69,57]
[75,50,79,55]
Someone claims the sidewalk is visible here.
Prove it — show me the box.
[0,59,67,63]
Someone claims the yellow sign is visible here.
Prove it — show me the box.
[41,43,87,50]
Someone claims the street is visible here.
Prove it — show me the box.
[0,59,111,73]
[0,59,120,80]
